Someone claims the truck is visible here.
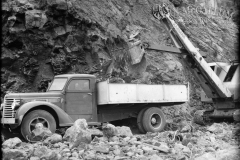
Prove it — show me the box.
[1,74,189,140]
[128,3,239,124]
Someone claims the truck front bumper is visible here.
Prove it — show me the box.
[1,118,17,124]
[1,118,19,130]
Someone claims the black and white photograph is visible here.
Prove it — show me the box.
[1,0,239,159]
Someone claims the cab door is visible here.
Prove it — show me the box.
[65,78,93,122]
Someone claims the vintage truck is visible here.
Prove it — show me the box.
[1,74,189,140]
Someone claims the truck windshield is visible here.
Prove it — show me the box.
[48,78,68,91]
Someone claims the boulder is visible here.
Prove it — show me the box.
[181,124,192,133]
[44,133,63,144]
[113,148,121,155]
[54,26,66,36]
[92,145,110,154]
[154,142,170,153]
[2,48,18,65]
[216,148,240,160]
[7,16,16,27]
[40,150,60,160]
[195,152,218,160]
[126,151,134,156]
[30,157,40,160]
[83,150,96,160]
[174,143,191,154]
[102,124,116,138]
[16,0,29,5]
[60,148,71,157]
[102,124,133,138]
[116,126,133,137]
[71,151,79,158]
[149,154,164,160]
[33,145,60,160]
[18,142,34,157]
[63,119,92,148]
[47,0,68,10]
[142,146,153,153]
[195,148,240,160]
[164,60,182,71]
[2,148,28,160]
[2,137,22,149]
[33,146,49,157]
[25,9,47,29]
[88,128,103,137]
[31,123,52,141]
[136,148,144,155]
[207,123,224,134]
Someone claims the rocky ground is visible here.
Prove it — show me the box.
[2,119,240,160]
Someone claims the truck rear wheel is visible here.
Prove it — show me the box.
[142,107,166,133]
[137,108,148,133]
[21,110,56,140]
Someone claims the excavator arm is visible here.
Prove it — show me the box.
[128,3,240,123]
[129,3,240,123]
[141,3,232,99]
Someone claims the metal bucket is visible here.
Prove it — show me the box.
[129,43,145,65]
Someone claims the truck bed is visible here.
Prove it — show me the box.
[97,81,189,105]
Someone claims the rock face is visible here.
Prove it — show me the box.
[1,0,238,111]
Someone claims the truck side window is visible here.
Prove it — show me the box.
[68,80,90,91]
[224,65,238,82]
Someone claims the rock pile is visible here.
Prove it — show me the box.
[2,119,240,160]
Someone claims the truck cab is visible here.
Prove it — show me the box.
[48,74,98,122]
[1,74,98,140]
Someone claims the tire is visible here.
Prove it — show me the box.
[21,110,56,140]
[137,108,148,133]
[142,107,166,133]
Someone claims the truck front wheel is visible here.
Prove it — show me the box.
[142,107,166,133]
[21,110,56,140]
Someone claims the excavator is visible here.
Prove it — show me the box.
[128,3,240,124]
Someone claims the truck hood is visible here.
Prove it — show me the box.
[4,92,63,101]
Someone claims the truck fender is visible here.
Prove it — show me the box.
[16,101,74,127]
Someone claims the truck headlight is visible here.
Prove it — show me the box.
[11,100,20,110]
[0,103,4,110]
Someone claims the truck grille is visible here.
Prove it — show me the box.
[3,98,20,118]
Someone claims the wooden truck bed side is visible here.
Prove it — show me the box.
[97,81,189,105]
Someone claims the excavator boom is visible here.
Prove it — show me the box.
[132,3,233,99]
[128,3,240,123]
